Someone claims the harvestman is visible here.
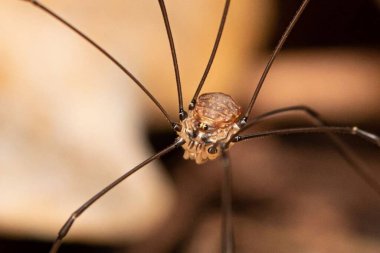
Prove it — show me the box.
[20,0,380,252]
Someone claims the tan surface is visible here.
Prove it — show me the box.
[0,0,269,243]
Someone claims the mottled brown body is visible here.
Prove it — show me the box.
[179,92,241,164]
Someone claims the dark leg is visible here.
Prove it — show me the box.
[158,0,187,120]
[190,0,231,109]
[21,0,174,127]
[221,151,235,253]
[234,121,380,197]
[240,0,310,125]
[239,105,380,198]
[49,139,184,253]
[235,126,379,147]
[240,105,325,131]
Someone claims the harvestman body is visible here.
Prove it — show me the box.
[180,93,241,164]
[20,0,380,252]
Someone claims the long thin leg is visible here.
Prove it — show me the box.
[240,105,380,197]
[49,138,184,253]
[221,151,235,253]
[21,0,175,128]
[235,126,380,147]
[158,0,186,120]
[234,126,380,197]
[239,0,310,126]
[189,0,231,110]
[240,105,322,131]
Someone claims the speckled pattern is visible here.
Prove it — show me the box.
[179,93,241,164]
[194,93,241,128]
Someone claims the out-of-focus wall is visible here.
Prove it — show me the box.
[0,0,271,244]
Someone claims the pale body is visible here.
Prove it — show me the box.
[179,92,241,164]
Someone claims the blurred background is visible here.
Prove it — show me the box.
[0,0,379,252]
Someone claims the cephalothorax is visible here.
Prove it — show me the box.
[179,92,241,164]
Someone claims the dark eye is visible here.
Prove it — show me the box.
[208,146,217,154]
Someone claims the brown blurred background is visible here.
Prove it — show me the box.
[0,0,379,253]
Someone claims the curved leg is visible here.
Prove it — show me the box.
[234,121,380,197]
[240,106,380,197]
[240,105,325,131]
[158,0,186,119]
[49,139,184,253]
[235,126,379,146]
[190,0,231,108]
[240,0,310,124]
[221,151,235,253]
[21,0,174,127]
